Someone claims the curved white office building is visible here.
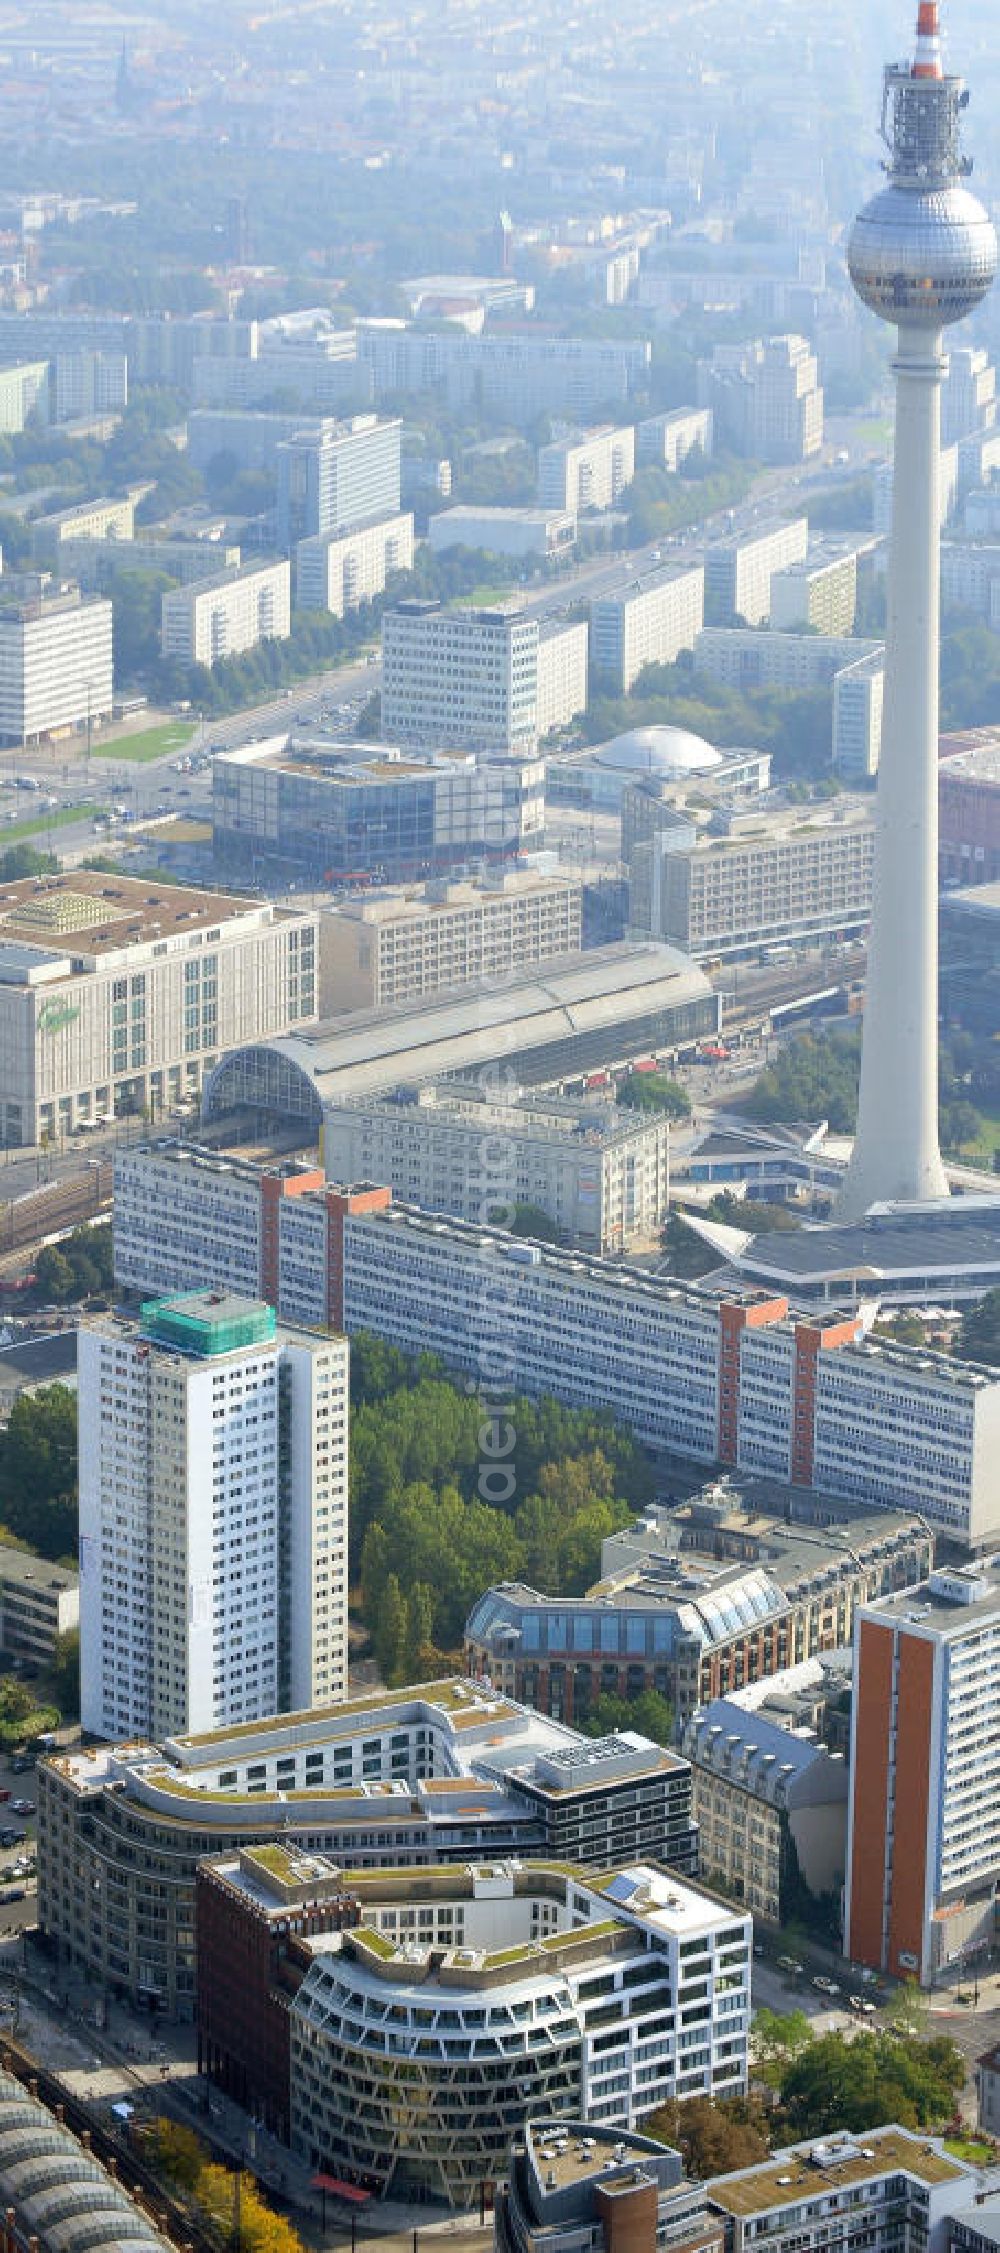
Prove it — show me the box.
[290,1860,751,2206]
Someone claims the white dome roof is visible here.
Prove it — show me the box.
[595,725,722,779]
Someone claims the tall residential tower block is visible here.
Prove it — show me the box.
[78,1291,348,1742]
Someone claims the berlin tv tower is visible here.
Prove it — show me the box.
[837,1,996,1222]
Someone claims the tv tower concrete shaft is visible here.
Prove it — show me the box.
[837,1,996,1222]
[838,327,948,1218]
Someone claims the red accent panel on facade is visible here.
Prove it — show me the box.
[791,1318,861,1486]
[259,1165,325,1305]
[324,1184,393,1328]
[716,1294,788,1464]
[886,1634,934,1980]
[848,1617,895,1969]
[717,1304,744,1466]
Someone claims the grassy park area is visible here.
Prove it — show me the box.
[97,721,197,764]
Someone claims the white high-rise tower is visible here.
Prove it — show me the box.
[838,2,996,1222]
[78,1292,349,1742]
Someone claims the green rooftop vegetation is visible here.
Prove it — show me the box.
[352,1926,397,1959]
[243,1843,313,1880]
[540,1916,620,1949]
[170,1676,478,1751]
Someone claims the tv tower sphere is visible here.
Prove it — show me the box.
[837,0,997,1222]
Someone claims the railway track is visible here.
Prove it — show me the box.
[0,2030,220,2253]
[0,1162,112,1259]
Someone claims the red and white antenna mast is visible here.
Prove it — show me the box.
[912,0,943,80]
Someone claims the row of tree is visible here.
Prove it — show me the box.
[113,530,544,712]
[144,2117,302,2253]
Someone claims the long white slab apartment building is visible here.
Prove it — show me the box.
[0,577,112,746]
[427,505,577,560]
[536,617,589,738]
[0,870,316,1147]
[537,424,636,513]
[31,493,136,566]
[337,1213,1000,1543]
[833,650,885,781]
[592,565,705,694]
[695,627,883,693]
[112,1153,1000,1545]
[0,359,49,432]
[294,512,413,617]
[636,406,713,469]
[770,546,860,635]
[704,518,809,627]
[161,558,291,668]
[113,1147,389,1333]
[319,867,583,1011]
[79,1290,348,1743]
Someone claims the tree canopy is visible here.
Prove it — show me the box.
[778,2029,963,2137]
[657,2016,966,2159]
[583,1686,674,1743]
[618,1072,691,1119]
[744,1030,861,1133]
[745,1025,996,1156]
[957,1287,1000,1369]
[0,1678,59,1749]
[645,2095,770,2177]
[145,2117,303,2253]
[348,1336,655,1676]
[486,1201,566,1244]
[0,1384,78,1562]
[0,845,57,883]
[34,1223,113,1306]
